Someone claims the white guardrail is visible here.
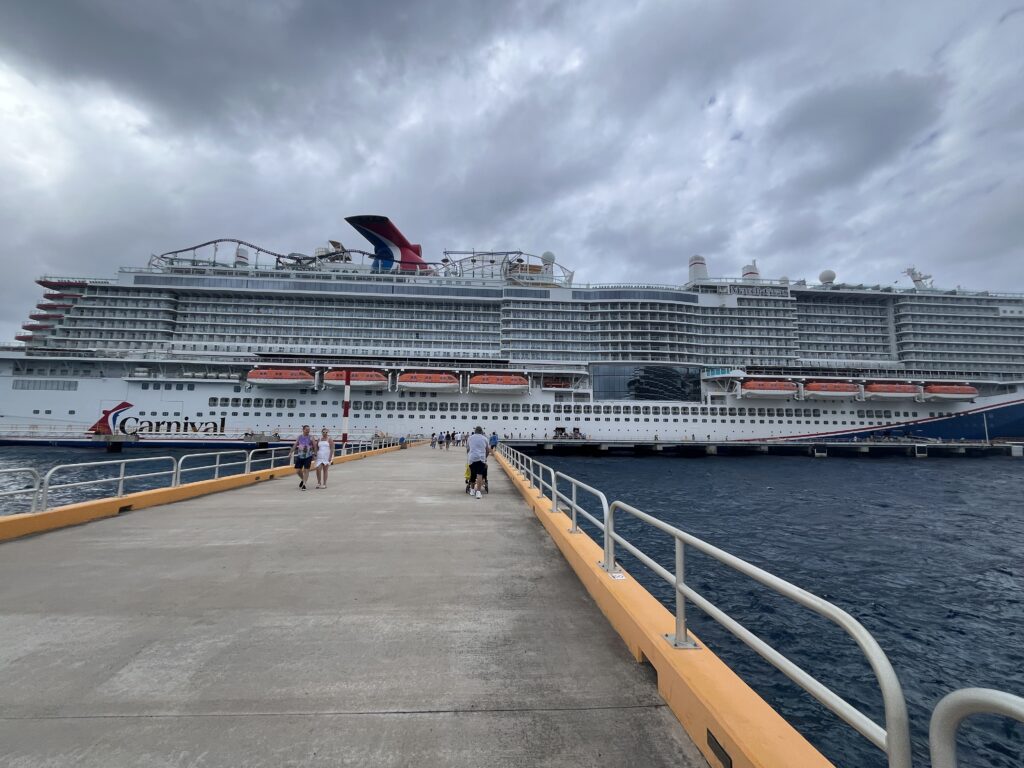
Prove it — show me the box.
[0,438,405,515]
[498,443,1023,768]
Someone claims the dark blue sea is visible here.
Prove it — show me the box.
[2,446,1021,766]
[538,453,1023,768]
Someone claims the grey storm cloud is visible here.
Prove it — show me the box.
[1,0,1023,341]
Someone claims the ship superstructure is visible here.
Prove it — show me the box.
[3,216,1023,445]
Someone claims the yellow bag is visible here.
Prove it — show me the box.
[464,463,471,482]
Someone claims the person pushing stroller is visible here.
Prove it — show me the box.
[465,426,490,499]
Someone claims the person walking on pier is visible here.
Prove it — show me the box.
[293,425,315,490]
[313,429,335,489]
[466,426,490,499]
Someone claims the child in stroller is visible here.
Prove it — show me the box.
[465,462,489,495]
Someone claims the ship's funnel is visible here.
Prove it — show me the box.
[742,260,760,282]
[234,246,249,268]
[688,255,708,282]
[346,215,429,273]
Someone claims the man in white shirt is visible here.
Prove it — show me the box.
[466,426,490,499]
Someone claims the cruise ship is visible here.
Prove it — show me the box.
[3,215,1023,447]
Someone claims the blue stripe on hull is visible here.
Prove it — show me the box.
[829,400,1024,442]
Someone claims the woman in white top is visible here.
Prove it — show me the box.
[313,429,335,489]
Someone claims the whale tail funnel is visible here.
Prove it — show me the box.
[345,215,429,272]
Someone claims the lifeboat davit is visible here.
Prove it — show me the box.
[469,374,529,394]
[740,380,798,398]
[397,372,460,392]
[923,384,978,401]
[802,382,860,399]
[246,369,315,387]
[323,370,389,389]
[863,384,920,400]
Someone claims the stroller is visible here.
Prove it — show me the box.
[464,463,489,495]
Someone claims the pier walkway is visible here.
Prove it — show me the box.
[0,447,706,767]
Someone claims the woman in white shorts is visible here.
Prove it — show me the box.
[313,429,335,489]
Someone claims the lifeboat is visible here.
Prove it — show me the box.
[15,334,35,342]
[323,370,389,389]
[802,382,860,399]
[44,292,82,300]
[397,372,460,392]
[863,384,921,400]
[469,374,530,394]
[21,323,53,331]
[542,377,571,389]
[36,303,72,311]
[246,368,315,387]
[740,380,798,398]
[30,313,63,321]
[923,384,978,401]
[36,279,87,290]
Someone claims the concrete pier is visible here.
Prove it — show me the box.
[0,447,705,767]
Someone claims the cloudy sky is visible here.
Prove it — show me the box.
[1,1,1022,340]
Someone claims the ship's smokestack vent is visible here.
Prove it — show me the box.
[742,260,760,282]
[689,255,709,282]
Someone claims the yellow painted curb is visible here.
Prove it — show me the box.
[496,452,833,768]
[0,442,423,544]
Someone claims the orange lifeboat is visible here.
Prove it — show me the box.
[802,382,860,399]
[863,383,920,400]
[247,369,315,388]
[323,370,389,389]
[469,374,529,394]
[542,377,571,389]
[397,372,460,392]
[740,380,798,398]
[923,384,978,401]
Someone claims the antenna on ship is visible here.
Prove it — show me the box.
[904,266,933,289]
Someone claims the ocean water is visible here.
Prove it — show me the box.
[537,453,1023,768]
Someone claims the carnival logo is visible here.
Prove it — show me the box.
[87,401,133,435]
[87,402,226,435]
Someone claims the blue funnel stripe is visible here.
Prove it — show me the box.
[351,224,398,271]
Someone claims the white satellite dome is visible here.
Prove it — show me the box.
[541,251,556,265]
[819,269,836,285]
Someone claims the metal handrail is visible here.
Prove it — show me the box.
[23,439,411,514]
[0,468,42,514]
[929,688,1024,768]
[177,451,249,483]
[40,456,178,510]
[247,446,294,471]
[498,443,912,768]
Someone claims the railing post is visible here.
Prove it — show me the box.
[571,483,578,532]
[602,499,616,573]
[116,461,127,497]
[929,688,1024,768]
[214,453,222,480]
[667,539,699,649]
[550,468,557,513]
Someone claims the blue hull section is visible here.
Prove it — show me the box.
[826,400,1024,442]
